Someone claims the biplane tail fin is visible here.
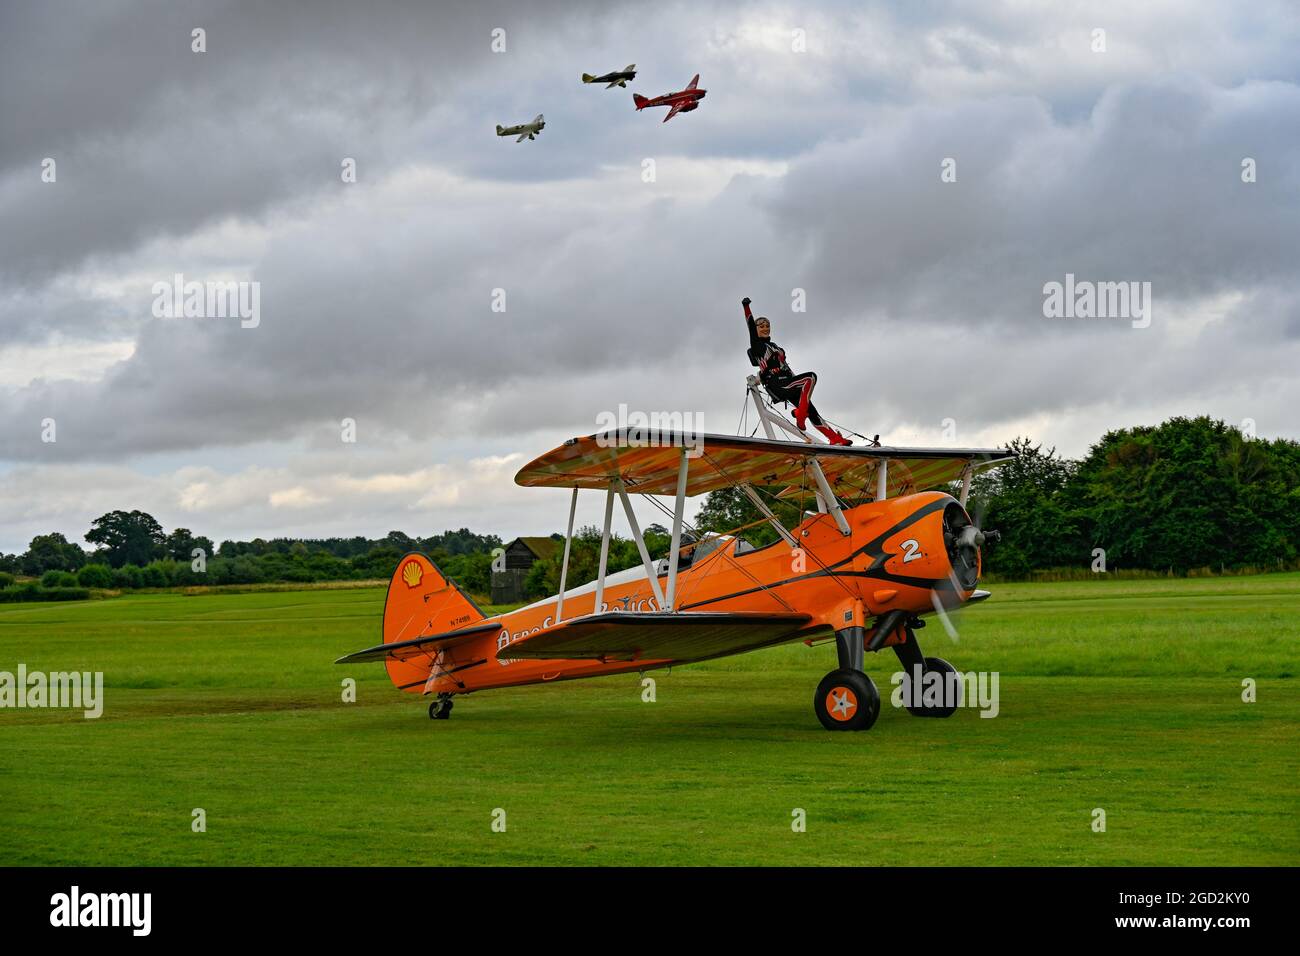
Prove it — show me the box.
[334,553,491,689]
[582,73,596,83]
[334,552,490,691]
[382,552,486,647]
[633,93,649,109]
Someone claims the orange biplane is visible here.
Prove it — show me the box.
[338,384,1010,731]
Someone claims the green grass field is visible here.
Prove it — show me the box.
[1,574,1297,866]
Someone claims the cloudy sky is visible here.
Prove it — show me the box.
[1,0,1297,554]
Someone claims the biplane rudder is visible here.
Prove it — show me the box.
[382,552,488,691]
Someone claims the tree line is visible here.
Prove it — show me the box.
[2,417,1296,600]
[0,519,502,595]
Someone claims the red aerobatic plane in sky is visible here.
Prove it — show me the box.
[633,73,706,122]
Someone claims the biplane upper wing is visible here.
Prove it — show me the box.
[513,432,1011,501]
[335,620,499,664]
[496,610,816,663]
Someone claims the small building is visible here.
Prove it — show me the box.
[491,536,560,604]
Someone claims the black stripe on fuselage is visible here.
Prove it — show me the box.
[677,496,954,612]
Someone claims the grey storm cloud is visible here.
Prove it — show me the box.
[764,76,1300,329]
[2,0,1299,549]
[0,0,628,287]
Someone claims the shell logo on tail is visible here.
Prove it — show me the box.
[400,560,424,589]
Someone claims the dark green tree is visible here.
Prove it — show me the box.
[384,530,416,553]
[20,533,87,574]
[164,528,214,561]
[1072,417,1300,571]
[964,437,1085,576]
[85,510,165,568]
[520,525,676,600]
[693,485,804,549]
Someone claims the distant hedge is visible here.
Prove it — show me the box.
[76,564,114,589]
[0,584,91,603]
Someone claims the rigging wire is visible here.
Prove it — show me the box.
[753,387,880,446]
[636,491,798,613]
[736,388,762,438]
[699,451,858,600]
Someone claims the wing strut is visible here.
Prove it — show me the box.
[745,376,836,514]
[745,376,821,444]
[616,477,666,608]
[740,482,799,548]
[807,458,851,536]
[665,447,689,611]
[555,485,579,622]
[594,483,615,612]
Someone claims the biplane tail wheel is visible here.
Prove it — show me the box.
[814,669,880,732]
[903,657,959,718]
[428,697,454,720]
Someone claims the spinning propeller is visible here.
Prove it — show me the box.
[929,501,1000,643]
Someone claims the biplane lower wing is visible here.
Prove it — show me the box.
[496,610,816,663]
[336,621,500,665]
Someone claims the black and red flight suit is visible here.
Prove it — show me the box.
[743,298,849,444]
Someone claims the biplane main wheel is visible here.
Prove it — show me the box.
[428,697,454,720]
[903,657,959,718]
[814,670,880,732]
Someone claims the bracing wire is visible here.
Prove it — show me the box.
[636,491,798,613]
[753,386,879,446]
[699,451,858,600]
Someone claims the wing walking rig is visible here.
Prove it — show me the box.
[339,381,1010,731]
